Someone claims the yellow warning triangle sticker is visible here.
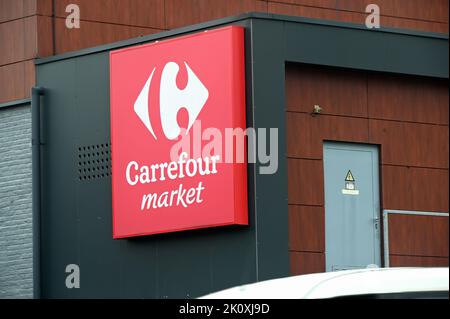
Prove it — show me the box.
[345,170,355,182]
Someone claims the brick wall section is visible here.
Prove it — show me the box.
[0,0,449,103]
[0,104,33,298]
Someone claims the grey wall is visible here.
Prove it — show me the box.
[0,103,33,298]
[36,21,263,299]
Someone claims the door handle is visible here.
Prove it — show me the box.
[373,217,380,230]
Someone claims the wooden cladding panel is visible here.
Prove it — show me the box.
[0,0,28,22]
[54,0,166,29]
[285,64,367,117]
[289,205,324,252]
[368,74,449,126]
[0,18,30,65]
[290,251,325,275]
[369,119,449,169]
[271,0,449,23]
[165,0,268,29]
[0,0,52,23]
[286,112,369,159]
[54,18,161,54]
[388,214,449,257]
[268,0,448,33]
[287,158,324,206]
[0,60,35,102]
[339,0,449,23]
[0,15,52,64]
[389,255,449,267]
[268,2,338,21]
[381,16,448,34]
[382,165,449,213]
[36,15,53,58]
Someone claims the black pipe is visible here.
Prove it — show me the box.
[32,87,44,299]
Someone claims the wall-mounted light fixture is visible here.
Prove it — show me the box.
[312,104,322,115]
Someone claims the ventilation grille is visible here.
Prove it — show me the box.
[77,143,111,181]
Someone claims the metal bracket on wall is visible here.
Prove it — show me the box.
[382,209,449,268]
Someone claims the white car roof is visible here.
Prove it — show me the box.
[200,267,449,299]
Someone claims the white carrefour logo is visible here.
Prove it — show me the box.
[134,62,209,140]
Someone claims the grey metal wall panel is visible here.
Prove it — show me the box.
[37,21,258,299]
[250,19,290,281]
[0,104,33,298]
[284,21,449,78]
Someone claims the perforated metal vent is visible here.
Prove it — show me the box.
[77,143,111,181]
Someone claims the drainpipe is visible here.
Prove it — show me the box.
[32,87,44,299]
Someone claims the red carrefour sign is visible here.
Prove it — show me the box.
[110,26,248,238]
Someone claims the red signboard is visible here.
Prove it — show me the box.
[110,26,248,238]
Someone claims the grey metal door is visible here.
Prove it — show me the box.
[323,142,381,271]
